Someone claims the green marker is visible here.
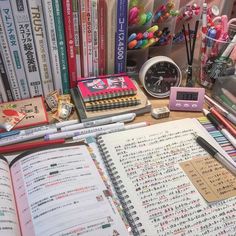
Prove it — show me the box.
[219,94,236,111]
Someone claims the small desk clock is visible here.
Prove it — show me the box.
[169,87,205,111]
[139,56,182,98]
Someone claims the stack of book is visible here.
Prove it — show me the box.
[71,75,151,122]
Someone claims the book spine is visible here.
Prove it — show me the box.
[86,0,93,77]
[105,0,116,74]
[62,0,77,88]
[72,0,81,78]
[0,0,30,99]
[79,0,88,78]
[0,51,13,101]
[91,0,99,76]
[42,0,63,95]
[11,0,44,98]
[0,73,8,102]
[52,0,70,94]
[97,0,106,75]
[27,0,54,97]
[0,12,21,100]
[114,0,128,73]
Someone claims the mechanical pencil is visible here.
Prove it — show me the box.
[61,113,136,132]
[194,134,236,175]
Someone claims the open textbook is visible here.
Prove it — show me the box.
[1,118,236,236]
[0,143,130,236]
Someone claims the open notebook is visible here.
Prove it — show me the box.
[96,118,236,235]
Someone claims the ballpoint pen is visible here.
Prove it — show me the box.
[194,134,236,175]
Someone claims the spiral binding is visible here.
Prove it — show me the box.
[97,136,146,236]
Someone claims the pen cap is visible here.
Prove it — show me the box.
[196,136,218,156]
[199,31,236,89]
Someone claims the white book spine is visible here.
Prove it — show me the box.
[91,0,99,76]
[0,73,8,102]
[0,0,30,99]
[42,0,63,94]
[27,0,54,96]
[72,0,81,77]
[10,0,44,97]
[0,12,21,100]
[80,0,88,77]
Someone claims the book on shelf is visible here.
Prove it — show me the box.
[42,0,63,95]
[27,0,54,97]
[0,142,130,236]
[0,1,29,99]
[52,0,70,94]
[84,94,141,111]
[77,75,137,102]
[62,0,77,88]
[11,0,43,98]
[71,80,151,122]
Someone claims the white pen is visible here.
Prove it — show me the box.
[73,122,150,140]
[61,113,136,131]
[45,122,125,140]
[0,127,57,147]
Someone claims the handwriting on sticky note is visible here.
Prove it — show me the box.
[180,156,236,202]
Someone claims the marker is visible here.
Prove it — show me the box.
[194,134,236,175]
[0,130,20,139]
[203,109,236,148]
[210,107,236,137]
[45,122,125,141]
[73,122,150,140]
[0,127,57,147]
[222,88,236,104]
[0,139,65,154]
[205,94,236,125]
[61,113,136,132]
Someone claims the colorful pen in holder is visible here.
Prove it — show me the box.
[128,1,153,26]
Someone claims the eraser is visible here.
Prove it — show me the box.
[151,106,170,119]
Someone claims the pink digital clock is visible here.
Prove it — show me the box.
[169,87,205,111]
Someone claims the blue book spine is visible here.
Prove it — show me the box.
[114,0,128,73]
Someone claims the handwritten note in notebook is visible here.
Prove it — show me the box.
[97,118,236,235]
[180,156,236,202]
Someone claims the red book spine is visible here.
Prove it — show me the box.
[98,0,107,75]
[62,0,77,88]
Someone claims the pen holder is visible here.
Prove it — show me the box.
[212,75,236,116]
[199,33,236,89]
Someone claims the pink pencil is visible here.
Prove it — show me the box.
[0,139,65,154]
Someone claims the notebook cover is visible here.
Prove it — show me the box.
[71,82,151,122]
[0,96,48,131]
[77,75,137,102]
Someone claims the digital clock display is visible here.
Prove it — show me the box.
[176,91,198,101]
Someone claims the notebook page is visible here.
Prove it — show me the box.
[10,145,129,236]
[98,118,236,236]
[0,157,21,236]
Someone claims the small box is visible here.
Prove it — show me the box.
[151,106,170,119]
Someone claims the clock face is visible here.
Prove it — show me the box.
[144,61,181,98]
